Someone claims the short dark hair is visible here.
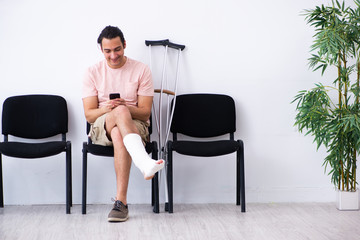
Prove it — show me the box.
[97,26,125,47]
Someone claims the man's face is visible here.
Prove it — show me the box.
[101,37,126,69]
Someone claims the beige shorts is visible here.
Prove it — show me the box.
[89,113,150,146]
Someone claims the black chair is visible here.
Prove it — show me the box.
[0,95,72,214]
[82,116,159,214]
[166,93,245,213]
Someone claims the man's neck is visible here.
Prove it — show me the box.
[108,56,127,69]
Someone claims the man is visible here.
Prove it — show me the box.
[82,26,164,222]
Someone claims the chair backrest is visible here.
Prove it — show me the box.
[170,94,236,138]
[2,95,68,139]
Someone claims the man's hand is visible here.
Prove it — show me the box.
[83,95,153,123]
[106,98,126,110]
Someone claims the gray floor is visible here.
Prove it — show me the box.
[1,203,360,240]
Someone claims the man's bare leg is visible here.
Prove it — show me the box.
[105,105,164,180]
[111,126,131,204]
[107,123,131,222]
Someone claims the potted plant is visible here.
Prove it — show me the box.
[293,0,360,210]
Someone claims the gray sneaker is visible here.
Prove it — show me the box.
[108,200,129,222]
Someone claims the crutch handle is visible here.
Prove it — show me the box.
[167,41,185,51]
[145,39,169,46]
[145,39,185,51]
[154,89,175,96]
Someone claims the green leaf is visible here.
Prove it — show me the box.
[297,0,360,190]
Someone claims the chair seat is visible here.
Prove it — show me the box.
[172,140,240,157]
[87,143,114,157]
[0,141,67,158]
[87,141,155,157]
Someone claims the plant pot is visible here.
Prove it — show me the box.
[336,189,359,211]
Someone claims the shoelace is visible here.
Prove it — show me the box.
[111,198,127,210]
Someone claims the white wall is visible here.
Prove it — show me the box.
[0,0,356,205]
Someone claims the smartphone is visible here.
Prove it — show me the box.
[109,93,120,100]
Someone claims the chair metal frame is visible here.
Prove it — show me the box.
[166,93,246,213]
[82,122,160,214]
[0,94,72,214]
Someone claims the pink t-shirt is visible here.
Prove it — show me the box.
[82,57,154,107]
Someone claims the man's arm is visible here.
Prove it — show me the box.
[83,96,111,123]
[127,95,153,122]
[83,95,153,124]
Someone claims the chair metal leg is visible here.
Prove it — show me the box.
[66,142,72,214]
[69,143,73,208]
[0,154,3,208]
[167,141,173,213]
[82,142,88,214]
[151,142,159,213]
[152,173,159,213]
[236,148,240,206]
[151,143,155,207]
[151,178,155,207]
[238,140,246,212]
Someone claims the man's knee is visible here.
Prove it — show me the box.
[106,105,130,127]
[112,105,130,118]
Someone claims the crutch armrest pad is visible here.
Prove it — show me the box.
[145,39,169,46]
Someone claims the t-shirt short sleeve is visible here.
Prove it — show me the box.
[138,65,154,97]
[82,66,98,98]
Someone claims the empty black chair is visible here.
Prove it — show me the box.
[166,93,245,213]
[82,117,159,214]
[0,95,72,214]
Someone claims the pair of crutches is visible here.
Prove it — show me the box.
[145,39,185,211]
